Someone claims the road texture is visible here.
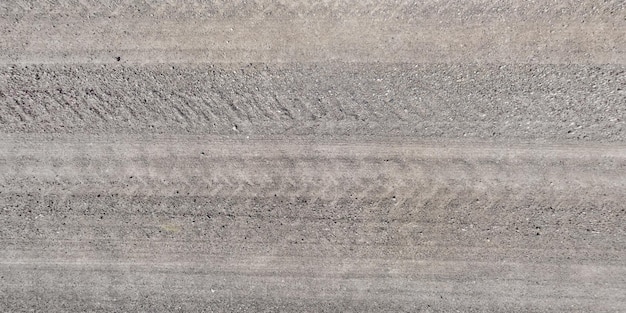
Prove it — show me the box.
[1,1,625,312]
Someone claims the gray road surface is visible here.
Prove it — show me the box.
[1,1,625,312]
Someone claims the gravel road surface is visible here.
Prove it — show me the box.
[1,1,625,312]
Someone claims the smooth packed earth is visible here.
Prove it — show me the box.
[1,1,625,312]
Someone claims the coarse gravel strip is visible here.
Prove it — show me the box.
[1,63,625,141]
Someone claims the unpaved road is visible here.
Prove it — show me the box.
[1,1,626,312]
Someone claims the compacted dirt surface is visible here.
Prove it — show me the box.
[1,1,626,312]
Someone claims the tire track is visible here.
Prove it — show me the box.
[3,64,624,140]
[1,135,624,208]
